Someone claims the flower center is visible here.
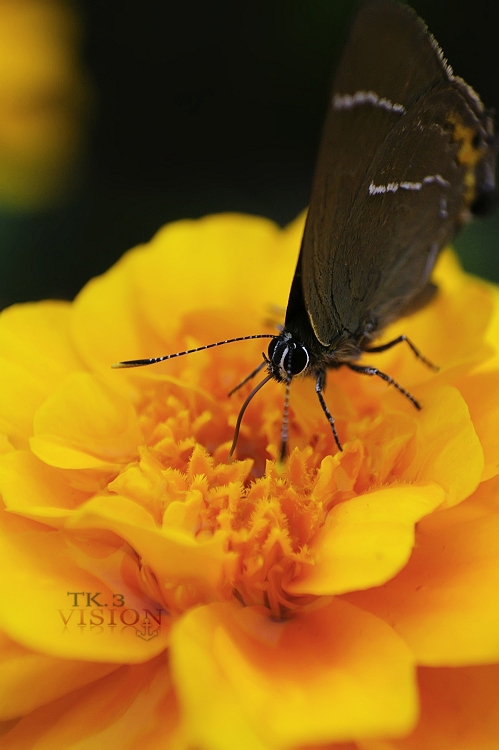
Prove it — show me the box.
[110,316,419,617]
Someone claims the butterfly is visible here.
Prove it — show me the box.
[114,1,496,462]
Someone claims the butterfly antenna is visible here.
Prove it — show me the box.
[228,374,273,461]
[112,334,275,369]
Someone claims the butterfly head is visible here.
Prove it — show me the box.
[267,331,310,384]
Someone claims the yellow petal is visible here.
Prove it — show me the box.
[0,510,169,662]
[0,656,182,750]
[0,356,47,448]
[360,665,499,750]
[0,632,117,721]
[30,372,140,469]
[71,213,303,375]
[386,250,496,372]
[0,451,89,526]
[454,371,499,481]
[478,280,499,373]
[402,384,483,507]
[170,599,417,749]
[287,484,444,596]
[346,474,499,666]
[0,302,81,389]
[67,494,230,609]
[0,302,84,448]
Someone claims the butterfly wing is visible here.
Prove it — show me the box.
[294,0,495,346]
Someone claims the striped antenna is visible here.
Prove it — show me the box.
[112,334,275,369]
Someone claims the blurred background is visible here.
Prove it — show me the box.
[0,0,498,309]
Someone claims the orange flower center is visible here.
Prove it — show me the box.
[111,309,423,617]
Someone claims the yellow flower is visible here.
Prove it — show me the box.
[0,0,87,209]
[0,213,498,749]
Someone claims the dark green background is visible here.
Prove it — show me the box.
[1,0,497,309]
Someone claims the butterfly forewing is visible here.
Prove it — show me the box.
[295,0,493,346]
[330,83,493,334]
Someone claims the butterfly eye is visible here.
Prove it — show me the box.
[269,339,288,372]
[285,343,309,375]
[267,338,278,360]
[269,338,309,379]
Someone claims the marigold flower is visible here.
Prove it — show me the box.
[0,213,498,749]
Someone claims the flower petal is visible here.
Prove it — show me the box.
[0,632,117,721]
[402,385,483,507]
[66,494,231,610]
[388,250,496,372]
[454,371,499,481]
[346,474,499,666]
[71,213,304,375]
[30,372,141,469]
[287,484,444,596]
[170,599,417,749]
[360,665,499,750]
[0,302,84,448]
[0,357,48,448]
[479,281,499,372]
[0,302,81,389]
[0,451,89,525]
[0,656,181,750]
[0,510,169,662]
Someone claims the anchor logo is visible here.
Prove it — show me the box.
[135,616,160,641]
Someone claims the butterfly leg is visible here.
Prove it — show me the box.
[364,335,438,371]
[315,371,343,451]
[346,362,421,409]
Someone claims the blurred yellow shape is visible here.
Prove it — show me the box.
[0,0,88,210]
